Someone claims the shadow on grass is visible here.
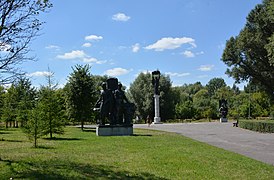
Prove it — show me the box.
[1,159,168,180]
[0,131,11,135]
[43,137,83,141]
[35,145,55,149]
[0,138,23,142]
[82,128,96,133]
[131,134,152,137]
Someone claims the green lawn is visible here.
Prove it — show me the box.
[1,126,274,179]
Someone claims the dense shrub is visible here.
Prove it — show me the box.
[239,120,274,133]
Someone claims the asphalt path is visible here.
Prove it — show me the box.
[134,122,274,165]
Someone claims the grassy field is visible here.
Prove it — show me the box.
[1,126,274,179]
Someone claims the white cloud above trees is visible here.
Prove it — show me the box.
[198,65,214,71]
[165,72,190,77]
[27,71,53,77]
[104,67,131,76]
[145,37,196,51]
[57,50,86,59]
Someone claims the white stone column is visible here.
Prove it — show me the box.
[153,94,161,124]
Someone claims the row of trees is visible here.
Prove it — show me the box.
[2,68,273,129]
[128,74,274,121]
[0,65,108,146]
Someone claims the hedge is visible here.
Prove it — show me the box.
[239,120,274,133]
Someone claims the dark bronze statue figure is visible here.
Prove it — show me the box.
[95,82,115,125]
[219,99,228,118]
[95,78,135,126]
[152,70,160,95]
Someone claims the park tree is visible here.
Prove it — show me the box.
[0,0,52,84]
[1,84,18,127]
[23,105,45,148]
[128,72,153,120]
[158,75,175,120]
[1,77,36,127]
[37,70,65,138]
[172,82,203,120]
[206,78,227,97]
[0,85,5,118]
[15,77,36,127]
[65,64,95,130]
[128,72,175,121]
[193,89,218,119]
[221,0,274,100]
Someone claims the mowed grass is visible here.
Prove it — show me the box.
[1,127,274,179]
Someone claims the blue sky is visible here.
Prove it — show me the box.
[24,0,262,89]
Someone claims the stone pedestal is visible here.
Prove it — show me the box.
[220,118,228,123]
[96,124,133,136]
[153,94,162,124]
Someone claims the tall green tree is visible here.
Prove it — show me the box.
[65,64,95,130]
[128,72,175,121]
[1,84,18,127]
[221,0,274,99]
[206,78,227,97]
[193,89,218,119]
[0,85,5,119]
[0,0,52,83]
[23,106,45,148]
[128,72,153,120]
[37,69,65,138]
[15,77,36,127]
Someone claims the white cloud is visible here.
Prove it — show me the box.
[165,72,190,77]
[85,35,103,41]
[198,65,214,71]
[45,45,60,50]
[145,37,196,51]
[104,67,131,76]
[56,50,107,65]
[132,43,140,53]
[56,50,86,59]
[27,71,53,77]
[83,57,107,64]
[182,50,195,58]
[82,43,92,47]
[112,13,131,21]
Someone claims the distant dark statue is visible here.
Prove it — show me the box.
[219,99,228,118]
[152,70,160,95]
[95,78,135,126]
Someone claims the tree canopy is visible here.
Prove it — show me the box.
[221,0,274,99]
[64,64,95,130]
[128,72,175,120]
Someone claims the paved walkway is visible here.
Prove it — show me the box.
[134,122,274,165]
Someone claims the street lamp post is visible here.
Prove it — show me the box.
[152,70,161,124]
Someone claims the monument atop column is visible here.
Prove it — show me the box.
[152,70,161,124]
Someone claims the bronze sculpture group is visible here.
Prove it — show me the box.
[95,78,135,126]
